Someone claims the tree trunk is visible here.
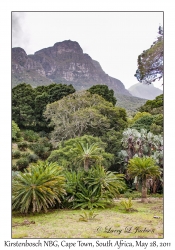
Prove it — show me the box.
[84,158,89,172]
[152,177,158,194]
[141,178,148,203]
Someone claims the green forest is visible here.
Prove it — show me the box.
[12,82,163,214]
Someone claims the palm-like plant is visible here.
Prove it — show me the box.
[86,166,126,198]
[127,157,161,203]
[75,142,102,171]
[64,166,126,209]
[12,161,66,213]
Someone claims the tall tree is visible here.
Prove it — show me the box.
[88,84,117,106]
[44,91,127,146]
[12,83,36,128]
[135,26,163,84]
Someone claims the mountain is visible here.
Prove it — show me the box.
[128,82,163,100]
[12,40,131,96]
[115,93,147,117]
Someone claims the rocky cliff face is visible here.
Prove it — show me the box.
[12,40,131,96]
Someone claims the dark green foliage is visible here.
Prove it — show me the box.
[12,161,66,213]
[88,84,117,106]
[12,83,76,131]
[17,142,28,151]
[130,115,154,132]
[135,26,163,84]
[47,83,75,103]
[101,130,124,172]
[12,150,21,159]
[16,157,29,171]
[34,83,75,131]
[23,130,39,142]
[29,143,50,160]
[12,83,36,129]
[139,94,163,114]
[27,154,39,163]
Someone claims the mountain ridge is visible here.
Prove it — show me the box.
[12,40,131,96]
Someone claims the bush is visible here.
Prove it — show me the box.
[39,137,53,150]
[12,120,21,141]
[12,164,18,171]
[21,152,30,158]
[30,143,50,160]
[12,150,21,159]
[38,131,48,138]
[16,158,29,171]
[28,154,39,163]
[23,130,39,142]
[17,142,28,151]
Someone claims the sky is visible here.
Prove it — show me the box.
[12,11,163,90]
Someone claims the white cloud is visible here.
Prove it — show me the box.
[12,11,163,89]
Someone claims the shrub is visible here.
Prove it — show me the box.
[12,150,21,159]
[38,131,48,138]
[12,161,66,213]
[17,142,28,151]
[39,137,53,150]
[21,152,30,158]
[30,144,50,160]
[16,158,29,171]
[12,120,21,141]
[12,164,18,171]
[23,130,39,142]
[28,154,39,163]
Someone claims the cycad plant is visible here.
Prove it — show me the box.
[75,142,102,171]
[12,161,66,213]
[64,166,126,209]
[86,165,126,198]
[127,156,161,203]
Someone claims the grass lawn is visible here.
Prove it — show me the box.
[12,198,163,239]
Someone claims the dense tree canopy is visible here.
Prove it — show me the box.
[12,83,75,131]
[44,91,127,146]
[88,84,117,106]
[135,26,163,84]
